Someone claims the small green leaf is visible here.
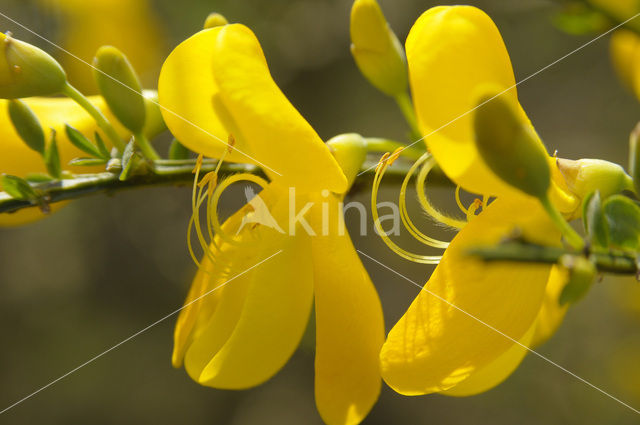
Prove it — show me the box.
[603,195,640,251]
[1,174,37,200]
[24,173,55,183]
[558,255,597,306]
[582,191,609,248]
[69,157,108,167]
[44,131,61,179]
[119,138,136,181]
[168,139,191,160]
[65,124,105,159]
[8,99,45,154]
[94,131,110,158]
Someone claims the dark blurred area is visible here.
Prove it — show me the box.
[1,0,640,423]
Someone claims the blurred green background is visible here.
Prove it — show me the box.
[1,0,640,423]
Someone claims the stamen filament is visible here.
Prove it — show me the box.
[399,154,450,249]
[371,155,442,264]
[416,155,467,229]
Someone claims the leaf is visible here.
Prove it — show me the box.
[119,138,137,181]
[603,195,640,251]
[69,157,109,167]
[94,131,111,159]
[44,132,61,179]
[582,191,609,248]
[25,173,55,183]
[1,175,37,200]
[8,99,45,155]
[65,124,106,159]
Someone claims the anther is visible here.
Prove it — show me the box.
[193,153,204,174]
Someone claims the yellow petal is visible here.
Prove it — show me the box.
[406,6,537,197]
[171,187,264,368]
[211,24,347,193]
[441,319,535,397]
[531,265,569,347]
[194,195,314,389]
[158,27,252,163]
[310,195,384,425]
[380,196,560,395]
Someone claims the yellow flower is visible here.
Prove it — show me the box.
[0,91,164,226]
[159,24,384,425]
[378,6,578,396]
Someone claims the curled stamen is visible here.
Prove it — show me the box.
[416,156,467,229]
[466,198,483,222]
[372,154,443,264]
[454,185,468,215]
[209,173,270,246]
[399,153,450,249]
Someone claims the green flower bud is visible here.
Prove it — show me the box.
[8,99,45,155]
[326,133,367,190]
[203,13,228,29]
[350,0,408,96]
[557,158,634,200]
[558,255,596,306]
[141,90,167,139]
[93,46,146,133]
[0,32,67,98]
[169,139,191,160]
[473,92,551,199]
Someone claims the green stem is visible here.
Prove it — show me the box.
[468,242,638,275]
[364,137,426,161]
[540,195,585,250]
[61,83,125,153]
[0,159,421,215]
[134,132,160,160]
[394,91,421,139]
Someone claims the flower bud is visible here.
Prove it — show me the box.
[557,158,634,200]
[8,99,45,155]
[141,90,167,139]
[350,0,408,96]
[558,255,596,305]
[203,13,228,29]
[0,32,67,98]
[473,91,551,199]
[326,133,367,190]
[93,46,146,133]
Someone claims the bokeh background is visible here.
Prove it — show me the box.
[1,0,640,423]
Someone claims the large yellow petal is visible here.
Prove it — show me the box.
[406,6,540,197]
[380,196,560,395]
[171,185,271,368]
[211,24,347,193]
[193,195,314,389]
[441,319,535,397]
[158,27,252,163]
[309,195,384,425]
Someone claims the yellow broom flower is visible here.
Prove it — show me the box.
[159,23,384,425]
